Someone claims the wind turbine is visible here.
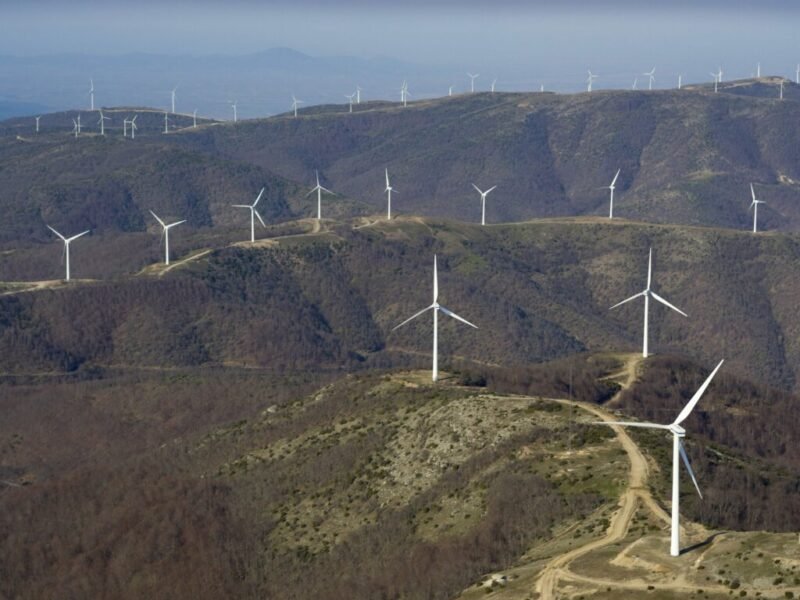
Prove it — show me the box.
[356,85,362,104]
[644,67,655,90]
[400,81,411,107]
[448,85,454,97]
[596,359,724,557]
[76,113,82,134]
[193,109,197,128]
[710,67,723,92]
[472,184,497,226]
[149,210,186,265]
[171,86,178,113]
[587,70,598,92]
[467,72,479,93]
[491,78,497,93]
[35,116,41,133]
[130,115,138,139]
[307,171,334,220]
[749,183,765,233]
[230,100,238,122]
[47,226,90,281]
[89,78,95,111]
[97,110,110,135]
[392,255,478,382]
[780,79,785,100]
[796,64,799,85]
[71,118,79,138]
[756,62,761,78]
[291,95,304,118]
[606,169,621,219]
[610,247,687,358]
[345,92,355,113]
[163,112,170,134]
[632,77,638,90]
[678,74,683,90]
[385,168,397,220]
[232,187,267,243]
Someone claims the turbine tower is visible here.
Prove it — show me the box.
[193,109,198,128]
[749,184,765,233]
[35,116,41,133]
[89,79,95,111]
[306,171,334,220]
[467,72,479,93]
[610,247,687,358]
[230,101,238,122]
[345,92,355,113]
[384,168,397,220]
[149,210,186,265]
[606,169,621,219]
[678,74,683,90]
[597,359,724,556]
[232,187,267,243]
[130,115,138,139]
[356,85,362,104]
[291,95,304,118]
[47,226,90,281]
[171,86,178,113]
[392,255,478,382]
[756,62,761,78]
[587,70,598,92]
[472,184,497,226]
[644,67,655,90]
[71,118,79,138]
[163,112,170,134]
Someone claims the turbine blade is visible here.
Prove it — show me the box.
[472,183,482,194]
[67,230,90,242]
[232,204,251,208]
[167,220,187,228]
[254,209,266,228]
[385,168,390,188]
[750,183,756,203]
[47,225,66,241]
[392,305,435,331]
[611,168,621,187]
[609,290,645,310]
[679,440,703,499]
[305,187,317,197]
[672,359,725,426]
[253,187,265,207]
[320,186,335,195]
[647,247,652,289]
[433,255,438,303]
[592,421,669,429]
[486,185,497,195]
[650,292,688,317]
[439,306,478,329]
[149,209,166,228]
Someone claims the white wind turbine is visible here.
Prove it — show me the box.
[291,95,304,118]
[193,109,198,128]
[606,168,621,219]
[384,168,397,220]
[610,247,687,358]
[35,116,41,133]
[89,78,95,111]
[163,112,170,134]
[756,62,761,78]
[71,118,79,138]
[149,210,186,265]
[678,74,683,90]
[644,67,656,90]
[796,64,799,84]
[400,81,411,107]
[472,184,497,226]
[710,67,722,93]
[632,77,638,90]
[467,72,479,93]
[587,70,598,92]
[230,101,238,122]
[47,226,90,281]
[356,85,362,104]
[307,171,334,220]
[491,78,497,93]
[749,183,765,233]
[171,86,178,113]
[130,115,138,139]
[392,255,478,382]
[97,110,110,135]
[596,359,724,557]
[232,187,267,243]
[345,92,355,113]
[780,79,785,100]
[76,113,82,134]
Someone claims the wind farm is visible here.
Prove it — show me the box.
[2,2,800,599]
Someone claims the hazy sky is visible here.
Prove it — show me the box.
[2,0,799,79]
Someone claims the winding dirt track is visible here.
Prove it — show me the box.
[535,354,670,600]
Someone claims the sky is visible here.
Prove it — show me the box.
[1,0,799,117]
[2,1,799,73]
